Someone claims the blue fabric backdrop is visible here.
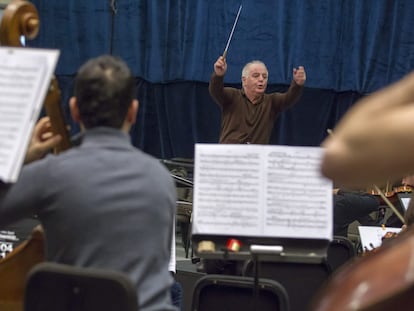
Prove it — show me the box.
[31,0,414,159]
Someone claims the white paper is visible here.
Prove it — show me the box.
[358,225,401,251]
[400,197,411,211]
[192,144,333,240]
[0,47,60,183]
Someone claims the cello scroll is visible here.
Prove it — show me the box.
[0,0,39,47]
[0,0,72,153]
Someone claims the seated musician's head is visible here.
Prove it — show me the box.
[69,55,138,132]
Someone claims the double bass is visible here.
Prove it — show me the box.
[0,1,71,310]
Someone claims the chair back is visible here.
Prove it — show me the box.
[242,259,331,311]
[327,236,356,271]
[24,262,138,311]
[191,274,289,311]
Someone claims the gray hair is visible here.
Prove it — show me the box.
[241,60,268,80]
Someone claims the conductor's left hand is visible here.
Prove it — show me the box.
[293,66,306,86]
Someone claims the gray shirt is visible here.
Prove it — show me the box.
[0,127,177,311]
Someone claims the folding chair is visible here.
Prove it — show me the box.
[242,259,331,311]
[326,235,356,271]
[191,274,289,311]
[24,262,138,311]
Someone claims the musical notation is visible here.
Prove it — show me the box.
[192,144,333,240]
[0,48,59,183]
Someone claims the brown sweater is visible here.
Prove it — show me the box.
[209,73,304,144]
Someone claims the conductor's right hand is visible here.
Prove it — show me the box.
[214,56,227,76]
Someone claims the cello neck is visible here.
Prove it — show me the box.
[43,77,72,153]
[0,0,72,154]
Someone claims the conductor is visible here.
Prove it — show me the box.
[209,56,306,144]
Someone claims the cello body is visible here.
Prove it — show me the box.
[310,226,414,311]
[0,227,44,311]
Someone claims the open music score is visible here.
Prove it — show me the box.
[0,47,59,183]
[358,226,402,252]
[192,144,333,241]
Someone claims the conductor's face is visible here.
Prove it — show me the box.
[243,63,268,96]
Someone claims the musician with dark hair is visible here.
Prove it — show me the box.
[0,55,178,311]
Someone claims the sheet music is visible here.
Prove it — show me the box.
[358,226,401,251]
[400,197,411,211]
[0,47,60,183]
[192,144,333,240]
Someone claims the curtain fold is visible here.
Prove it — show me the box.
[31,0,414,93]
[31,0,414,159]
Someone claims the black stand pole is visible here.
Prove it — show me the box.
[249,244,284,311]
[252,253,259,311]
[109,0,117,55]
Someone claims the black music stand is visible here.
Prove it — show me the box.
[191,143,334,310]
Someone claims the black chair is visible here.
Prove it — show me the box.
[242,259,331,311]
[191,274,289,311]
[164,158,194,259]
[326,235,356,271]
[24,262,138,311]
[176,200,193,258]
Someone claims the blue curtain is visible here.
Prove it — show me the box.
[32,0,414,159]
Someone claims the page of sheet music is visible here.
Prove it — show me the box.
[0,47,60,183]
[401,197,411,211]
[192,144,333,240]
[358,226,401,251]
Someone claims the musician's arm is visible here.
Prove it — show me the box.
[321,71,414,187]
[0,158,49,227]
[0,118,60,226]
[24,117,61,165]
